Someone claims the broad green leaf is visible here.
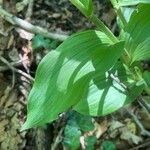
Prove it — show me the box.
[143,71,150,88]
[118,0,150,6]
[63,124,81,150]
[50,40,58,49]
[32,35,51,50]
[85,136,97,150]
[122,7,135,23]
[102,140,116,150]
[70,0,93,16]
[67,111,94,132]
[124,4,150,63]
[22,30,124,130]
[73,63,143,116]
[132,37,150,62]
[77,115,94,132]
[64,111,95,149]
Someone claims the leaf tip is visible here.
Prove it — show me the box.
[20,121,31,132]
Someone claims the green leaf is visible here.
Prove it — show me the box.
[73,63,143,116]
[77,115,94,132]
[122,7,135,23]
[85,136,97,150]
[63,124,81,150]
[70,0,93,16]
[32,35,51,50]
[50,40,58,49]
[124,4,150,63]
[102,140,116,150]
[22,30,124,130]
[143,71,150,88]
[118,0,150,6]
[67,111,94,132]
[132,37,150,62]
[64,111,95,149]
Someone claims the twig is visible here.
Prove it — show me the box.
[129,140,150,150]
[0,6,68,41]
[0,56,34,82]
[0,56,15,87]
[25,0,34,19]
[16,69,34,81]
[12,69,15,88]
[138,96,150,114]
[51,128,64,150]
[109,72,128,90]
[19,54,30,74]
[0,59,28,72]
[126,108,150,137]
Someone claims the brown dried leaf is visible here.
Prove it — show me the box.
[94,120,108,139]
[16,28,34,40]
[120,127,142,144]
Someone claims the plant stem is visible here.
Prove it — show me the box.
[89,14,118,43]
[110,0,118,9]
[110,0,130,63]
[117,7,128,27]
[144,87,150,96]
[110,0,127,27]
[89,14,131,64]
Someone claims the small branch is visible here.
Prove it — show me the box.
[110,0,127,27]
[89,14,118,43]
[19,54,30,74]
[129,140,150,150]
[109,72,128,90]
[138,96,150,114]
[51,128,64,150]
[25,0,34,19]
[0,59,27,72]
[16,69,34,82]
[0,6,68,41]
[126,108,150,137]
[0,56,34,82]
[109,72,150,115]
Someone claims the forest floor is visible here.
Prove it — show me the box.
[0,0,150,150]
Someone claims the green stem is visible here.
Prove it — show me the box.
[84,3,130,64]
[117,7,128,27]
[89,14,130,64]
[110,0,118,9]
[110,0,127,27]
[145,87,150,96]
[89,14,118,43]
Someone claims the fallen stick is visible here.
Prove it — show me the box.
[0,56,34,82]
[0,6,69,41]
[129,140,150,150]
[126,108,150,137]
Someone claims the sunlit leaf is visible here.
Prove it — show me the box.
[63,124,81,150]
[73,63,143,116]
[85,136,97,150]
[102,140,116,150]
[70,0,93,16]
[22,30,124,130]
[118,0,150,6]
[124,4,150,63]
